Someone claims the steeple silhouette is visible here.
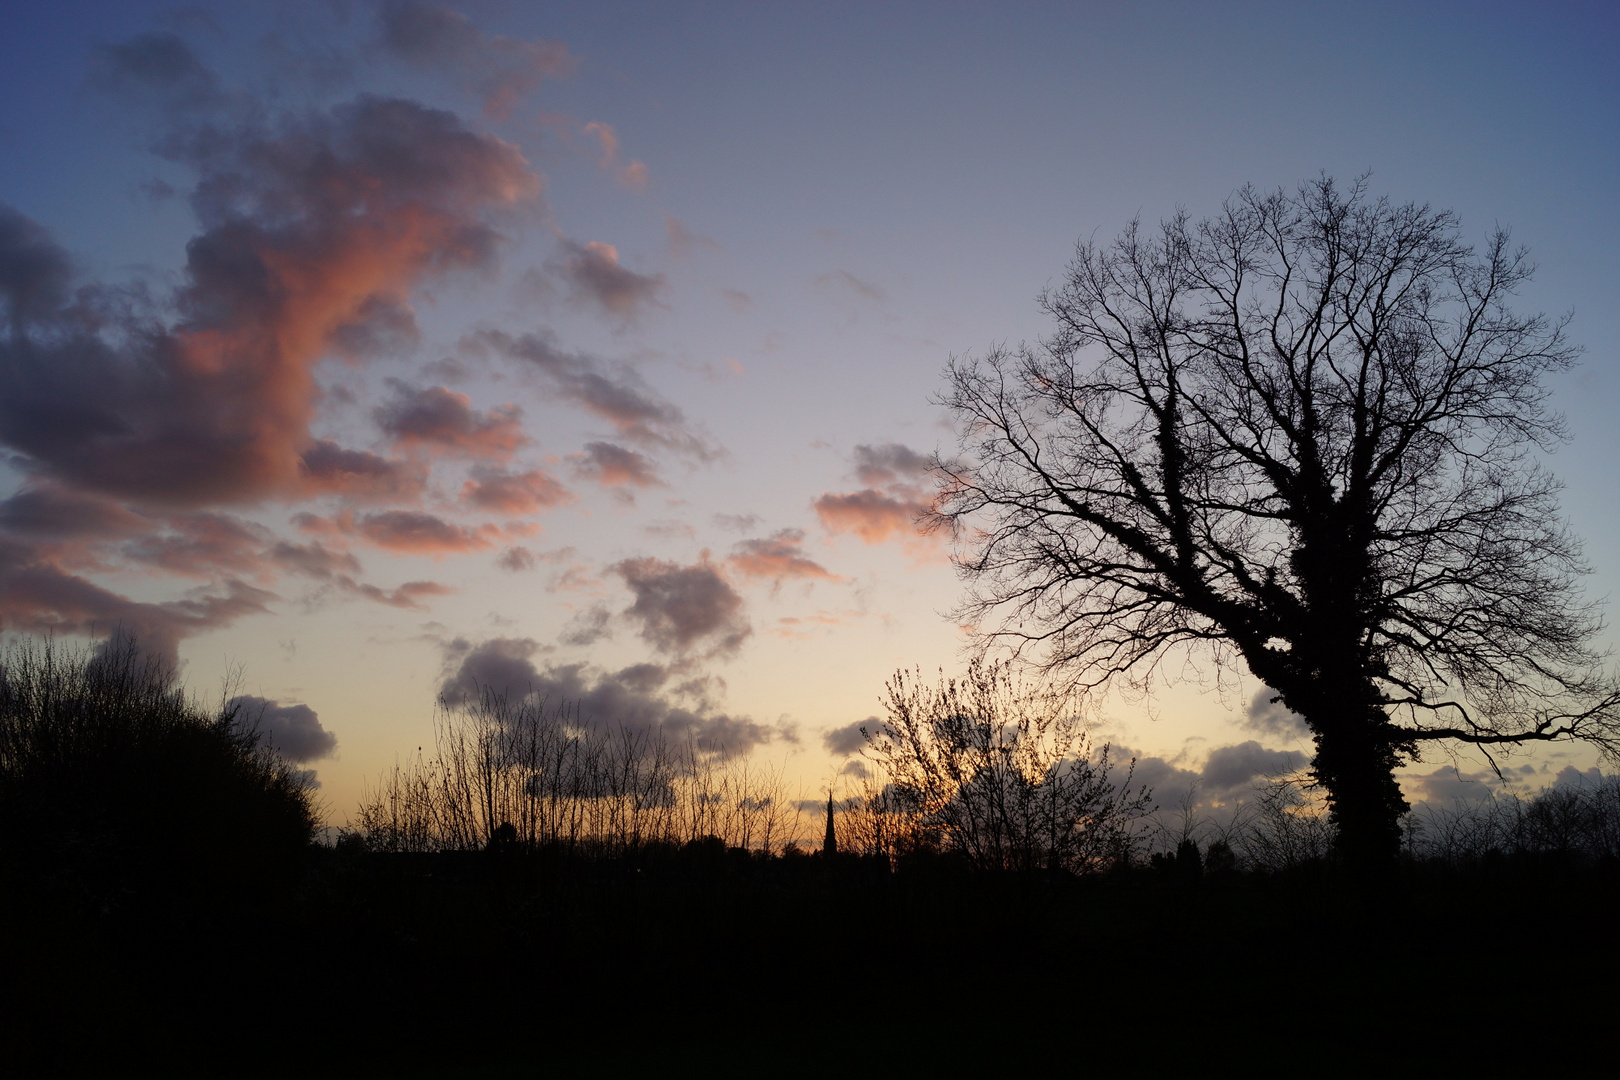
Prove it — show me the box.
[823,791,837,857]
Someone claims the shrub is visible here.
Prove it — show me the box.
[850,662,1152,873]
[0,636,317,919]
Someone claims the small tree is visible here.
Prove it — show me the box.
[935,176,1620,871]
[856,662,1150,873]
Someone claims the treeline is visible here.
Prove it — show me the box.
[6,634,1618,896]
[346,657,1620,883]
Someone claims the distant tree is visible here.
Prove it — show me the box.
[934,176,1620,871]
[856,661,1150,873]
[0,635,317,916]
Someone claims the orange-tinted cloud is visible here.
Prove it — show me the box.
[813,489,927,544]
[726,529,840,583]
[461,467,573,515]
[814,442,944,559]
[341,577,454,609]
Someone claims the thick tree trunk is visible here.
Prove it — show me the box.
[1308,707,1408,873]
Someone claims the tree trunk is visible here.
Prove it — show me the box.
[1308,706,1409,874]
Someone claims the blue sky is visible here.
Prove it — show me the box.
[1,1,1616,820]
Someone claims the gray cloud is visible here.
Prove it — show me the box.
[377,0,576,119]
[1554,765,1604,789]
[570,441,663,491]
[373,380,525,459]
[1201,741,1305,792]
[0,486,149,542]
[268,540,362,579]
[852,443,932,486]
[1242,688,1309,739]
[473,330,716,460]
[823,717,880,757]
[614,557,751,658]
[560,604,612,646]
[1405,766,1503,803]
[355,510,495,554]
[437,639,778,754]
[712,513,761,534]
[120,513,270,577]
[327,294,420,360]
[229,695,338,762]
[299,441,426,502]
[548,239,666,321]
[0,539,274,670]
[497,545,536,572]
[438,637,546,707]
[89,31,226,111]
[815,269,886,303]
[0,202,74,331]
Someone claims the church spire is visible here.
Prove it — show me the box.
[823,791,837,857]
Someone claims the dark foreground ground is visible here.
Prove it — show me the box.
[5,846,1617,1075]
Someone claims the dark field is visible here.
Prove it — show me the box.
[7,844,1615,1073]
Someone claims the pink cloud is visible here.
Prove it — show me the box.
[0,95,540,510]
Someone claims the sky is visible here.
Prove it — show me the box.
[1,0,1617,825]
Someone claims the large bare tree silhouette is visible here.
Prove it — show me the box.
[935,176,1620,869]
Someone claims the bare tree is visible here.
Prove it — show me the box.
[855,661,1150,873]
[935,175,1620,871]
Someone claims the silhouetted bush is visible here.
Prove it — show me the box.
[0,636,317,920]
